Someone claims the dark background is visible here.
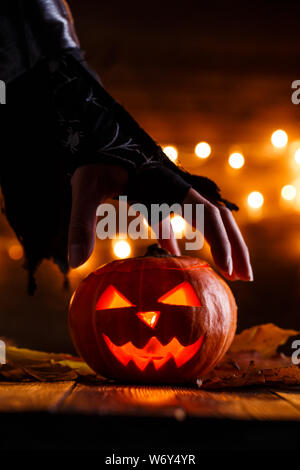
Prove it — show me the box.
[1,0,300,353]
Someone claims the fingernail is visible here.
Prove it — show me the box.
[227,257,233,276]
[69,244,85,268]
[245,263,254,281]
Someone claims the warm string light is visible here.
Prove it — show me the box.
[163,145,178,163]
[113,240,131,259]
[281,185,297,201]
[195,142,211,159]
[247,191,264,209]
[294,148,300,164]
[228,152,245,169]
[76,134,300,264]
[271,129,288,148]
[5,132,300,269]
[171,215,186,236]
[161,134,300,217]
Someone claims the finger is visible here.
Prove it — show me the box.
[182,188,232,275]
[158,219,181,256]
[219,207,253,281]
[149,215,181,255]
[159,236,181,256]
[68,164,129,268]
[68,174,101,268]
[68,198,98,269]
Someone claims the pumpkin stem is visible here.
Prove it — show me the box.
[143,244,175,258]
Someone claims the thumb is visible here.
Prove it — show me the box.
[68,163,128,268]
[68,180,99,269]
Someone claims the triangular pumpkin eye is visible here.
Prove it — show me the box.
[96,285,135,310]
[158,281,201,307]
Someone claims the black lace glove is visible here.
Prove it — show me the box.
[49,51,238,212]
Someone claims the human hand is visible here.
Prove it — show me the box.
[68,164,253,281]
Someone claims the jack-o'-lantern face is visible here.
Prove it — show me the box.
[95,282,204,371]
[69,246,237,383]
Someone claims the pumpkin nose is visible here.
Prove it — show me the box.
[137,311,160,328]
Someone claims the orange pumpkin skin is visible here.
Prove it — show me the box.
[69,251,237,383]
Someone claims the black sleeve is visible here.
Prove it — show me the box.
[48,51,238,211]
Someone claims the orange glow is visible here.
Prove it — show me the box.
[158,281,201,307]
[247,191,264,209]
[137,311,160,328]
[281,185,297,201]
[228,152,245,169]
[113,240,131,259]
[294,148,300,164]
[271,129,288,148]
[69,290,76,308]
[8,244,24,261]
[73,258,93,273]
[130,387,177,405]
[96,285,135,310]
[195,142,211,159]
[163,145,178,162]
[103,334,204,370]
[171,215,186,236]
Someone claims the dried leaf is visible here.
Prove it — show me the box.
[229,323,299,357]
[0,365,29,381]
[2,323,300,388]
[23,364,78,382]
[199,324,300,389]
[0,345,96,382]
[57,359,94,376]
[5,346,75,366]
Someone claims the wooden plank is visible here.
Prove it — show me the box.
[270,387,300,413]
[61,384,300,420]
[62,384,208,417]
[0,382,75,413]
[227,389,300,420]
[1,381,299,420]
[174,388,300,421]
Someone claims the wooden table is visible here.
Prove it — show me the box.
[1,381,300,452]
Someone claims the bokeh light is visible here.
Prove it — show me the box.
[195,142,211,159]
[281,184,297,201]
[294,148,300,164]
[271,129,288,148]
[247,191,264,209]
[113,240,131,259]
[163,145,178,162]
[171,215,186,236]
[228,152,245,169]
[8,244,24,261]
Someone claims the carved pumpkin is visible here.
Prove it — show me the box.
[69,245,237,383]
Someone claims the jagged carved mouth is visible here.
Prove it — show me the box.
[103,334,204,371]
